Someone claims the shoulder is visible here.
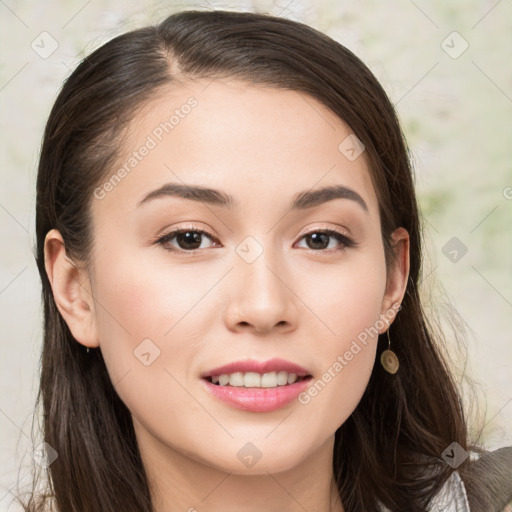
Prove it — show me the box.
[377,471,470,512]
[426,471,470,511]
[377,447,512,511]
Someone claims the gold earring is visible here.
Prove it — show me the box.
[380,320,399,374]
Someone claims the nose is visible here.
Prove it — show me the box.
[223,250,299,335]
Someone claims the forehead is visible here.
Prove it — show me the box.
[90,79,379,220]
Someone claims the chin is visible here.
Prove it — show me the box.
[201,436,315,476]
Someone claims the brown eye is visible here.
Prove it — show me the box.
[305,232,331,250]
[156,229,218,252]
[155,227,355,254]
[174,231,204,250]
[297,230,355,252]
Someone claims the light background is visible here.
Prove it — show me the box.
[1,0,511,508]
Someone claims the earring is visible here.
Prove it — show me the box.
[380,320,399,374]
[86,347,90,354]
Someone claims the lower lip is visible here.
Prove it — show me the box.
[201,377,312,412]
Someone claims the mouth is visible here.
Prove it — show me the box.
[203,372,313,388]
[200,358,313,389]
[201,371,313,412]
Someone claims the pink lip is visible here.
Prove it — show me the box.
[201,376,312,412]
[201,357,311,378]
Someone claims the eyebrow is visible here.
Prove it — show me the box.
[136,183,368,212]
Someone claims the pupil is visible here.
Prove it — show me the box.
[308,232,328,249]
[178,231,202,250]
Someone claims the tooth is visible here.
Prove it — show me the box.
[218,374,230,386]
[229,372,244,387]
[287,373,298,384]
[277,371,288,386]
[244,372,261,387]
[212,371,303,387]
[261,371,278,387]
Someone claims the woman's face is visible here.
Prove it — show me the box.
[55,79,408,476]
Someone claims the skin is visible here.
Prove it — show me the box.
[44,79,409,512]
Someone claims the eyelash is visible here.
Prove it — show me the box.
[154,225,357,255]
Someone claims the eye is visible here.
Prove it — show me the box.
[154,226,356,254]
[296,229,356,252]
[155,227,219,252]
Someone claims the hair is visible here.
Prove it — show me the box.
[14,8,507,512]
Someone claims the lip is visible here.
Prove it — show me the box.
[201,357,311,378]
[201,376,312,412]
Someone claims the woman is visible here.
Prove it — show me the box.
[16,9,511,512]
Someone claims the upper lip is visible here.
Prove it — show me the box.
[201,358,312,378]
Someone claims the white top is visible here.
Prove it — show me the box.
[378,471,470,511]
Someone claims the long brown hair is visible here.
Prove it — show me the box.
[15,9,489,511]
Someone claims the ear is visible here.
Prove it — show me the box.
[378,227,410,332]
[44,229,99,349]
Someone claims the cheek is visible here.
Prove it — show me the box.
[89,248,193,383]
[303,243,387,339]
[89,250,215,438]
[296,248,386,427]
[297,304,380,436]
[89,246,229,399]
